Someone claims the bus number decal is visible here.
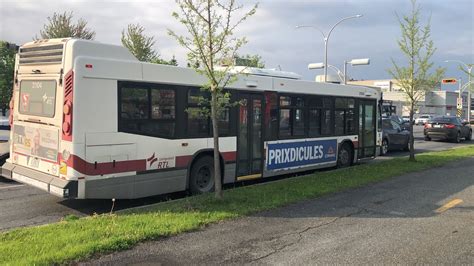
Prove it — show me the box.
[32,82,43,89]
[266,139,337,170]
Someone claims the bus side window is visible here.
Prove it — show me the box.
[150,88,176,138]
[264,92,278,140]
[293,97,305,136]
[278,96,292,138]
[334,97,356,135]
[186,87,210,137]
[121,87,149,120]
[321,97,334,135]
[308,109,321,137]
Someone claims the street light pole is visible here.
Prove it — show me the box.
[309,58,369,84]
[445,60,473,122]
[343,58,370,84]
[297,14,363,83]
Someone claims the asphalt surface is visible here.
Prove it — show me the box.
[84,157,474,265]
[0,126,473,232]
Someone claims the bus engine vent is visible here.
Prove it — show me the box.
[18,44,64,65]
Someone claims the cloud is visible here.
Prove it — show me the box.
[0,0,472,80]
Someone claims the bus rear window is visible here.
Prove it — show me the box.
[19,80,56,118]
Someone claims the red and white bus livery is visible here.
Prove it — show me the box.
[1,38,382,199]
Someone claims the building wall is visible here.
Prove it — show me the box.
[348,79,465,117]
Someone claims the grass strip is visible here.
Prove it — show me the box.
[1,146,474,265]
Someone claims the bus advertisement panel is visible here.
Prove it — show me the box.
[12,124,59,162]
[266,139,338,171]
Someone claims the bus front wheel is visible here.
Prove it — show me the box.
[337,143,353,168]
[189,156,215,194]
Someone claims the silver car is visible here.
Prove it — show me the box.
[415,114,432,125]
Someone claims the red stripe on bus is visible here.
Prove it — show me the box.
[222,151,236,162]
[175,155,192,168]
[175,151,236,168]
[65,154,146,175]
[352,141,359,148]
[63,151,236,176]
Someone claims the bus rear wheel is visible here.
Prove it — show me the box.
[189,156,215,194]
[337,143,353,168]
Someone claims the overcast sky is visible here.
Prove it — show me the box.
[1,0,473,86]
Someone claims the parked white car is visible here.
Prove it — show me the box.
[415,114,432,125]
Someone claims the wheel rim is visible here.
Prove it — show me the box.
[196,166,213,191]
[339,148,349,165]
[457,133,460,142]
[382,140,388,154]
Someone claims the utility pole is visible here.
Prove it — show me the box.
[445,60,473,122]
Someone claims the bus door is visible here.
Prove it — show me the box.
[359,100,376,158]
[236,93,263,180]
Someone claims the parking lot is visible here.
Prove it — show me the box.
[0,125,473,232]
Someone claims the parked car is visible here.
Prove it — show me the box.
[380,118,410,155]
[387,115,411,131]
[415,114,432,125]
[424,116,472,143]
[402,116,410,123]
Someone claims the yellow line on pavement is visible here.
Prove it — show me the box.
[435,198,463,213]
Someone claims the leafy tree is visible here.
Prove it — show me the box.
[388,0,444,161]
[169,0,257,199]
[122,23,177,66]
[37,11,95,40]
[187,60,200,69]
[235,54,265,68]
[0,41,16,116]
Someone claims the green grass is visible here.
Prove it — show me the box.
[1,146,474,265]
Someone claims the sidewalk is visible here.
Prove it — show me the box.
[82,157,474,265]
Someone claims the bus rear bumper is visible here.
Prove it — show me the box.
[1,162,77,198]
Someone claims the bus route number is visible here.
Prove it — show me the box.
[32,82,43,89]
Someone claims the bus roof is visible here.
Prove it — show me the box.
[18,39,381,99]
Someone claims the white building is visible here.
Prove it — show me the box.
[348,79,471,119]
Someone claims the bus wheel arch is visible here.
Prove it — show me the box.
[337,140,354,168]
[187,149,225,194]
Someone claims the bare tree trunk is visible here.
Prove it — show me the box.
[409,103,416,161]
[211,91,223,199]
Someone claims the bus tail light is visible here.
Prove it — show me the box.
[62,70,74,141]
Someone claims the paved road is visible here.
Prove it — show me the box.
[375,126,473,160]
[0,126,472,232]
[85,157,474,265]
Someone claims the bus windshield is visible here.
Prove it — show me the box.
[19,80,57,118]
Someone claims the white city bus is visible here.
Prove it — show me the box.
[1,38,382,199]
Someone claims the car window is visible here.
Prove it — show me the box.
[390,120,401,131]
[432,117,456,123]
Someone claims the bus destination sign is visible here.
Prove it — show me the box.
[266,139,337,170]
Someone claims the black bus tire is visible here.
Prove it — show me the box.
[337,143,353,168]
[189,156,215,194]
